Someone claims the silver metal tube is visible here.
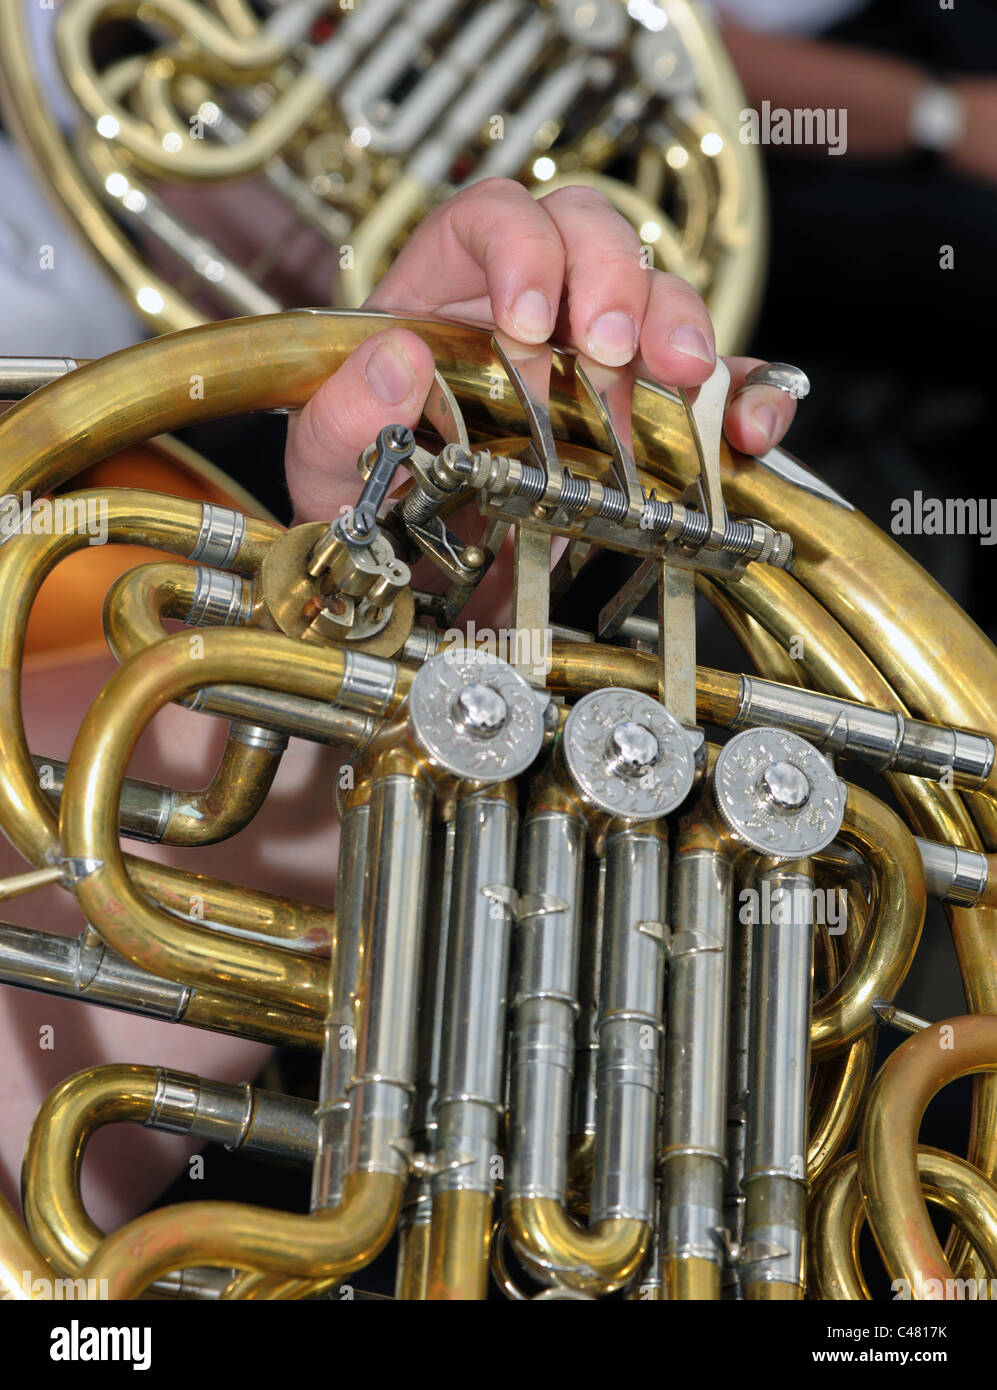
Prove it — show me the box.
[144,1067,316,1162]
[571,851,605,1175]
[0,921,194,1022]
[591,825,668,1226]
[507,800,587,1202]
[915,836,990,906]
[661,842,733,1282]
[348,767,433,1177]
[398,818,457,1264]
[433,788,518,1196]
[187,503,248,571]
[34,753,175,843]
[723,885,753,1299]
[732,675,994,788]
[183,568,255,628]
[312,796,370,1210]
[188,684,375,748]
[0,357,79,399]
[741,864,814,1296]
[0,922,317,1045]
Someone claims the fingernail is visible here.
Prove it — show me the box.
[365,337,416,404]
[586,311,638,366]
[510,289,554,342]
[668,323,715,365]
[750,404,780,448]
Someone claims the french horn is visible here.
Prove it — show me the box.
[0,308,996,1302]
[0,0,764,351]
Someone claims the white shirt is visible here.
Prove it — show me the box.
[0,138,142,357]
[713,0,868,36]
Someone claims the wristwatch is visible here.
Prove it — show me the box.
[908,81,965,154]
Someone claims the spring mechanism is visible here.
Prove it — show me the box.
[492,459,757,555]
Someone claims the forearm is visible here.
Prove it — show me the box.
[721,21,926,157]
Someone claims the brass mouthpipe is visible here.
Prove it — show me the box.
[22,1063,316,1277]
[810,1146,997,1300]
[58,627,373,1012]
[859,1015,997,1292]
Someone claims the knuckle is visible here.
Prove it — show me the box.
[542,183,615,219]
[652,271,703,304]
[461,176,529,205]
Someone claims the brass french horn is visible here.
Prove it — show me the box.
[0,310,995,1300]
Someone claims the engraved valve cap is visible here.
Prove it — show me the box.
[563,688,696,820]
[408,649,544,782]
[713,728,846,857]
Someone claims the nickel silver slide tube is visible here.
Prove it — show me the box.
[570,851,605,1194]
[311,776,372,1211]
[345,750,433,1187]
[723,885,753,1299]
[506,781,587,1233]
[740,862,814,1300]
[395,817,456,1299]
[427,783,518,1301]
[660,797,734,1300]
[505,809,667,1295]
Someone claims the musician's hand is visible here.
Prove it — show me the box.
[286,179,797,520]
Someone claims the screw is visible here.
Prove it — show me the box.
[453,682,508,737]
[606,721,660,778]
[761,760,810,810]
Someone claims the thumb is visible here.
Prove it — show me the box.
[285,328,437,522]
